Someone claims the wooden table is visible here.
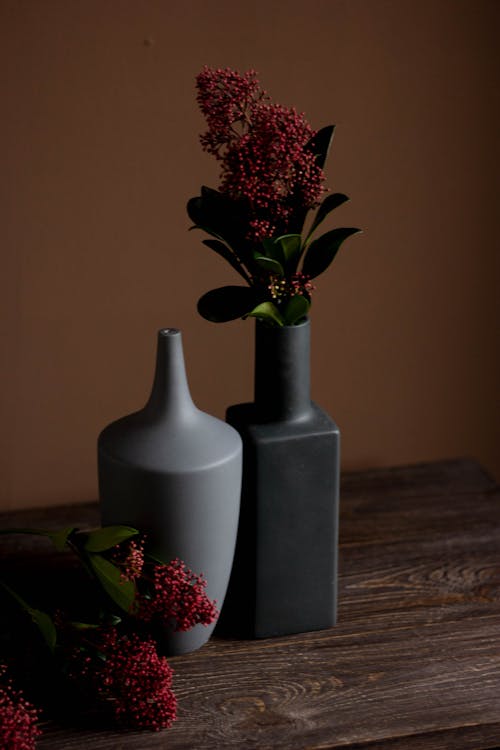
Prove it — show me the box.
[1,458,499,749]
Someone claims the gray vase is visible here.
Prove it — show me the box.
[98,328,242,655]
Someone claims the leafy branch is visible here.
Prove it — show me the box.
[188,125,361,326]
[0,525,141,639]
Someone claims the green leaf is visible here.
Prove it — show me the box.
[187,194,221,230]
[261,237,285,265]
[305,125,335,169]
[0,526,76,552]
[188,223,225,241]
[261,235,303,273]
[29,608,57,652]
[277,234,303,264]
[283,295,310,325]
[201,185,226,202]
[83,525,139,553]
[145,550,169,565]
[0,581,56,652]
[187,192,235,247]
[302,227,361,279]
[187,188,255,270]
[245,302,284,327]
[307,193,349,238]
[253,253,284,276]
[87,553,136,612]
[47,526,76,551]
[197,286,259,323]
[202,239,250,282]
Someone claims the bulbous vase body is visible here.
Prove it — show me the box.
[98,328,242,655]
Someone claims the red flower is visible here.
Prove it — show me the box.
[136,558,218,632]
[0,665,41,750]
[196,66,325,240]
[68,628,177,731]
[112,537,145,582]
[196,67,262,156]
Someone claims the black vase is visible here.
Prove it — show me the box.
[98,328,242,655]
[221,318,340,638]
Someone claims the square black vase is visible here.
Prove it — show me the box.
[219,319,340,638]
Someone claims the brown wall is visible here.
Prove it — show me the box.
[1,0,499,510]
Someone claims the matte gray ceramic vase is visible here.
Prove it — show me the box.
[98,328,242,655]
[221,318,340,638]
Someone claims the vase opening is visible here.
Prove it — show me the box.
[159,327,181,336]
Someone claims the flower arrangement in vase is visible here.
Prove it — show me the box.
[188,66,360,326]
[188,67,360,638]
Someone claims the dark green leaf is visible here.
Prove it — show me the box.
[302,227,361,279]
[305,125,335,169]
[283,295,310,325]
[0,527,78,552]
[202,239,250,282]
[187,189,228,232]
[253,253,284,276]
[261,237,285,265]
[260,235,302,271]
[145,550,169,565]
[186,194,216,228]
[188,223,225,241]
[197,286,259,323]
[307,193,349,238]
[201,185,223,201]
[87,553,136,612]
[277,234,303,264]
[83,525,139,553]
[0,581,56,652]
[245,302,284,327]
[187,188,255,269]
[0,527,75,550]
[47,526,76,551]
[29,608,57,652]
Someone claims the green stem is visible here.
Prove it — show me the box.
[69,543,95,581]
[0,527,54,537]
[1,580,57,652]
[0,526,77,553]
[0,579,29,609]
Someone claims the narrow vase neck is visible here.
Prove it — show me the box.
[254,319,312,422]
[144,328,195,418]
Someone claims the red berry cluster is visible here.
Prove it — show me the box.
[196,67,262,155]
[112,537,145,582]
[0,665,41,750]
[268,272,315,301]
[196,66,326,240]
[68,629,177,731]
[136,557,218,632]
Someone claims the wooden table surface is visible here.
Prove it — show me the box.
[1,458,499,749]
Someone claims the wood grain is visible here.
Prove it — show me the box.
[1,459,499,749]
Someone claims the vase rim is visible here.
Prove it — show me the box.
[159,327,181,337]
[256,317,309,330]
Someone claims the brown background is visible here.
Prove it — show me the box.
[1,0,499,511]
